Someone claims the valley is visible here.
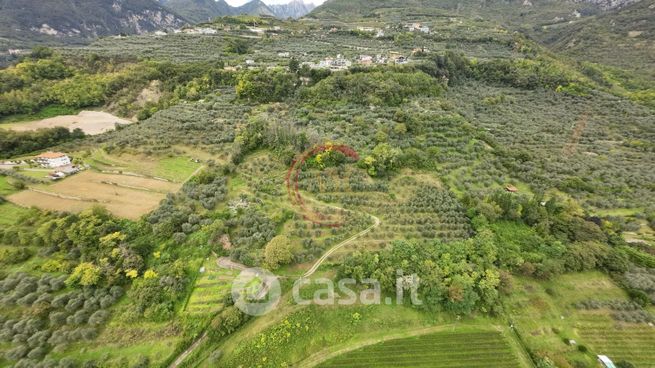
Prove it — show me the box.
[0,0,653,368]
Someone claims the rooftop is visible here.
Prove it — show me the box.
[36,152,68,159]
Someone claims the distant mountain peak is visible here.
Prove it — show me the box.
[269,0,317,19]
[159,0,316,22]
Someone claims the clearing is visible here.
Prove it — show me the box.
[1,111,133,135]
[7,171,181,220]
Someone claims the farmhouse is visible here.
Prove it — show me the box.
[34,152,71,168]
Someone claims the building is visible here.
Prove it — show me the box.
[316,55,351,70]
[407,23,422,31]
[277,52,290,58]
[394,55,408,64]
[597,355,617,368]
[358,55,373,66]
[34,152,71,168]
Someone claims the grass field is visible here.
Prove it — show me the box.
[7,171,181,220]
[209,297,532,368]
[0,202,28,225]
[505,272,655,368]
[318,330,523,368]
[52,320,183,367]
[86,149,201,183]
[0,105,79,124]
[184,256,238,316]
[0,176,16,195]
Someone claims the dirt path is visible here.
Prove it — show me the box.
[169,332,208,368]
[303,212,380,278]
[184,164,205,183]
[301,196,381,278]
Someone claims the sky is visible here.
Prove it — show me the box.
[225,0,326,6]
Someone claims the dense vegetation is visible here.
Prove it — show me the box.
[0,127,84,158]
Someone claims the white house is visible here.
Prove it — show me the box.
[35,152,71,168]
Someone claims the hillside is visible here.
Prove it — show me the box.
[160,0,233,23]
[0,0,186,46]
[535,0,655,82]
[309,0,633,26]
[232,0,276,17]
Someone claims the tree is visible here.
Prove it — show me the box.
[225,38,250,54]
[264,235,294,270]
[66,263,101,287]
[236,69,296,103]
[361,143,403,177]
[289,57,300,73]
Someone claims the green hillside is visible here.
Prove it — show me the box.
[0,1,653,367]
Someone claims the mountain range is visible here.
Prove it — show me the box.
[0,0,316,50]
[159,0,316,23]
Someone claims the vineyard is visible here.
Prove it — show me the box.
[318,330,523,368]
[577,315,655,367]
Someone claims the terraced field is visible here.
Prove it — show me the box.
[318,330,523,368]
[184,257,238,316]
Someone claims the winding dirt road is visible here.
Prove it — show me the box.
[168,196,380,367]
